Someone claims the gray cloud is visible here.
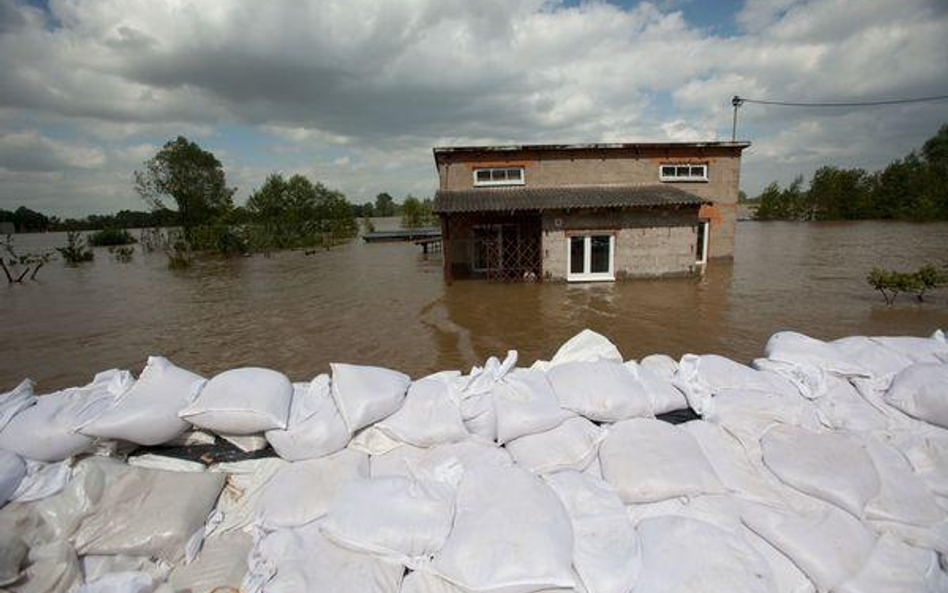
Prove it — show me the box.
[0,0,946,215]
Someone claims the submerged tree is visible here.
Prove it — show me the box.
[134,137,236,240]
[1,235,52,283]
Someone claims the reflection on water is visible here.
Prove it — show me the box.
[2,221,947,390]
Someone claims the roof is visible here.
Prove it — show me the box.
[433,141,751,160]
[433,184,708,214]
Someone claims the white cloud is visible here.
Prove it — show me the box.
[0,0,946,213]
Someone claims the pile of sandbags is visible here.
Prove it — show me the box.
[1,327,947,593]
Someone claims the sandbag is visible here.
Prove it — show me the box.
[0,530,27,586]
[492,368,571,444]
[321,475,455,560]
[0,379,36,432]
[505,416,604,474]
[80,555,170,585]
[254,449,368,530]
[178,367,292,434]
[812,377,888,432]
[208,458,286,534]
[0,370,132,462]
[126,454,205,473]
[532,329,623,371]
[544,471,639,593]
[432,465,575,593]
[633,515,773,593]
[9,459,71,503]
[370,438,513,479]
[761,425,880,517]
[548,360,652,422]
[79,357,205,446]
[72,572,157,593]
[831,336,916,382]
[168,531,252,593]
[0,450,26,506]
[638,353,679,381]
[836,533,948,593]
[454,352,517,442]
[265,376,350,461]
[73,465,226,562]
[624,360,687,415]
[764,331,869,378]
[243,520,403,593]
[376,372,468,447]
[860,434,943,526]
[702,389,822,457]
[600,418,724,503]
[674,354,798,413]
[742,502,876,592]
[885,363,948,428]
[871,334,948,364]
[13,540,82,593]
[330,363,410,432]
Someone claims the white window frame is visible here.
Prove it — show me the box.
[659,163,708,182]
[566,233,615,282]
[695,220,709,265]
[473,167,525,187]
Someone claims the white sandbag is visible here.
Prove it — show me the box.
[348,424,404,455]
[633,516,774,593]
[674,354,799,413]
[871,334,948,364]
[458,390,497,441]
[866,517,948,555]
[539,329,623,370]
[80,555,170,585]
[14,540,82,593]
[702,389,822,458]
[0,379,36,432]
[831,336,916,382]
[376,372,468,447]
[891,428,948,496]
[836,533,948,593]
[0,370,132,462]
[330,363,410,432]
[168,531,252,593]
[321,475,455,561]
[505,416,604,474]
[0,529,27,586]
[752,357,830,400]
[243,520,403,593]
[208,458,286,534]
[73,465,226,562]
[178,367,292,434]
[764,331,870,378]
[600,418,723,503]
[265,376,350,461]
[812,377,888,432]
[741,526,816,593]
[544,471,640,593]
[859,435,943,526]
[638,353,679,381]
[492,368,571,444]
[126,454,205,473]
[78,357,205,446]
[218,433,268,452]
[682,421,788,506]
[625,493,747,536]
[0,450,26,506]
[73,572,157,593]
[432,465,575,593]
[255,449,368,530]
[453,352,517,441]
[10,459,71,503]
[548,360,652,421]
[370,438,513,479]
[742,502,876,592]
[885,363,948,428]
[624,360,688,414]
[761,424,880,517]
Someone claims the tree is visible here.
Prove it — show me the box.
[400,195,435,229]
[374,192,396,217]
[246,173,356,248]
[134,136,235,239]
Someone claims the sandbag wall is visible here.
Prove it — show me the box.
[1,328,948,593]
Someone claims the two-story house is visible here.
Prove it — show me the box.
[432,141,750,282]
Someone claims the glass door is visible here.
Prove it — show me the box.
[567,234,615,282]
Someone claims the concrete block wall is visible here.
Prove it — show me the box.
[540,208,701,281]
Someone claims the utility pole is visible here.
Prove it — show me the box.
[731,95,744,141]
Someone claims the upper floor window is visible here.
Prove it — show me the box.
[660,163,707,182]
[473,167,524,187]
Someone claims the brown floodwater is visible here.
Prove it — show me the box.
[1,221,947,391]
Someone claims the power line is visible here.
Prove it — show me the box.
[735,94,948,108]
[729,93,948,140]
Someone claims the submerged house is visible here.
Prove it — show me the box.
[432,141,750,282]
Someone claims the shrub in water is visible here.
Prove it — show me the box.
[89,228,136,247]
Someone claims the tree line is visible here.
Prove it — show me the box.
[751,123,948,221]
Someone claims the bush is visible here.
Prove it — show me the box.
[867,265,948,305]
[56,231,94,265]
[88,228,136,247]
[110,245,134,263]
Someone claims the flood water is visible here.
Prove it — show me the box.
[2,221,947,391]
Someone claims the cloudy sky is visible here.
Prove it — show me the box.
[1,0,946,216]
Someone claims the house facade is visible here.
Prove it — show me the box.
[432,141,749,282]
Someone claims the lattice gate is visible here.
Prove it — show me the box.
[442,213,542,282]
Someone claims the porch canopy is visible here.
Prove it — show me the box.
[433,184,708,214]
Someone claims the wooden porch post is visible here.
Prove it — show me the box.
[441,215,453,284]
